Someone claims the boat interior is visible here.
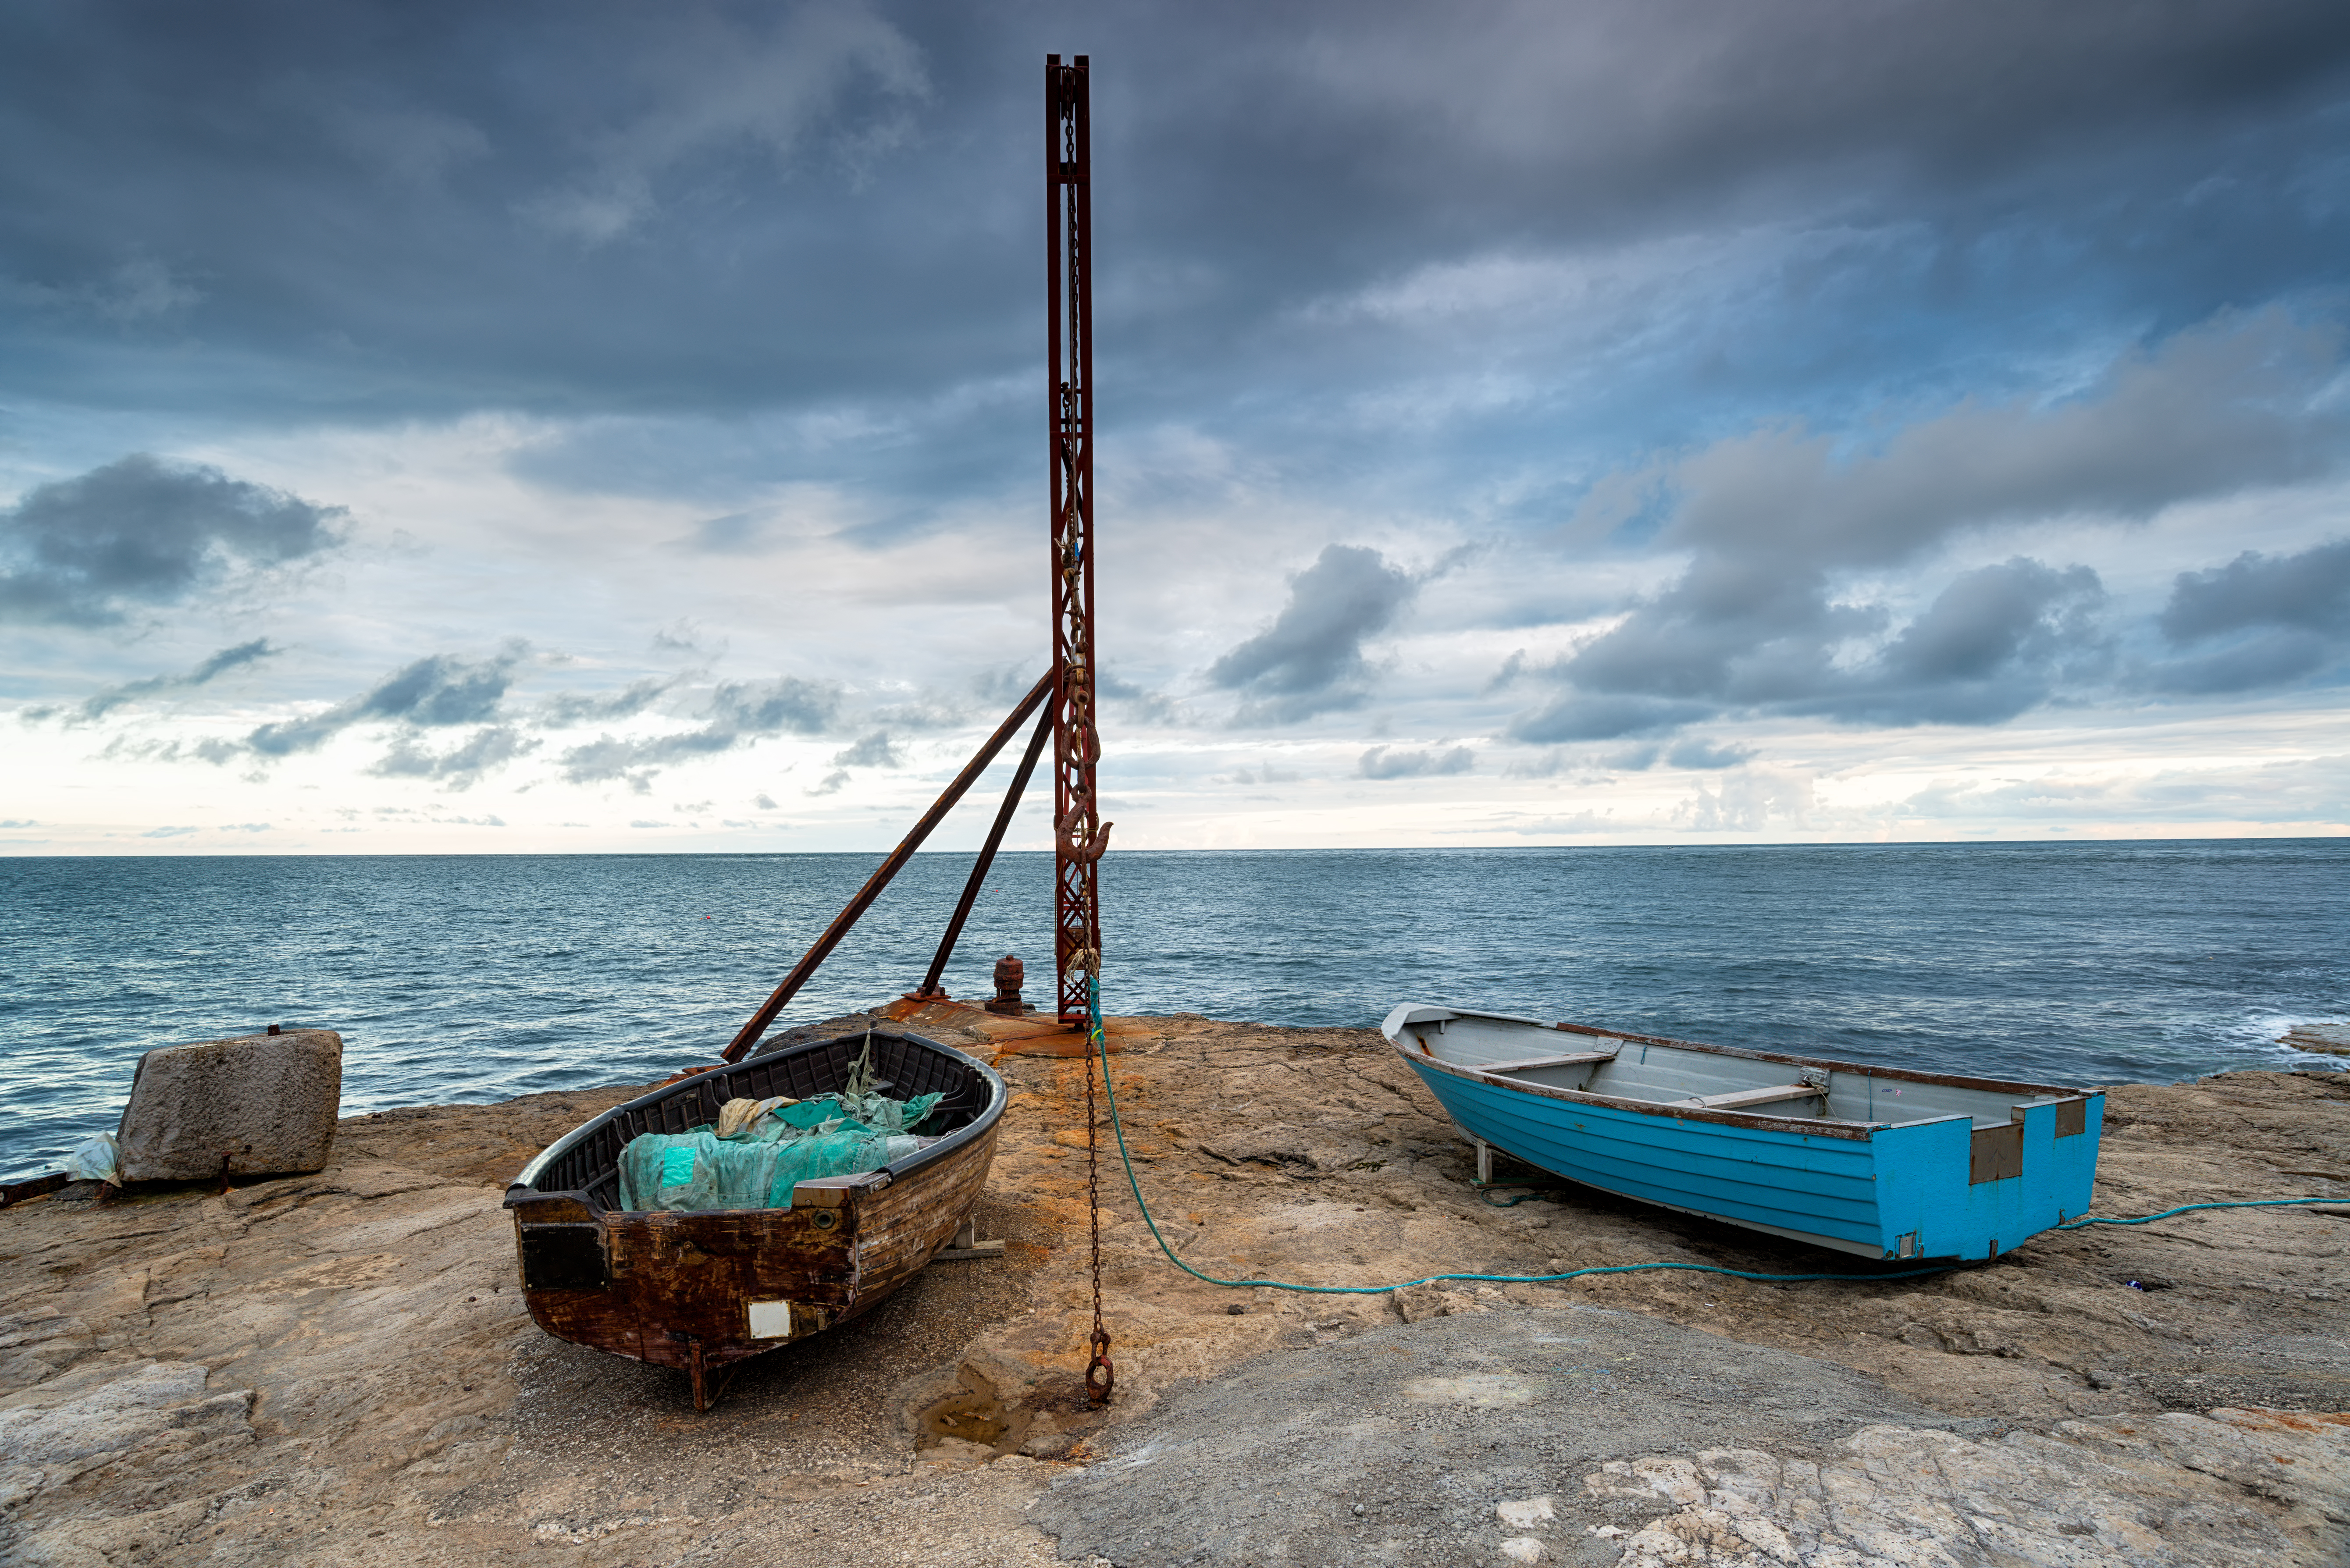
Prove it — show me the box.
[1393,1009,2083,1131]
[513,1030,1001,1213]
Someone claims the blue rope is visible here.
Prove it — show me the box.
[1086,976,1952,1292]
[2056,1198,2343,1228]
[1081,977,2344,1295]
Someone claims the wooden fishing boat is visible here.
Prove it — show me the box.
[504,1027,1005,1407]
[1383,1004,2102,1262]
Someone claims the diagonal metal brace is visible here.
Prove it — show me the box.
[721,669,1054,1062]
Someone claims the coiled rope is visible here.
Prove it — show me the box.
[1082,978,2343,1295]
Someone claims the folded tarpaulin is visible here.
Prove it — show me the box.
[714,1095,796,1140]
[64,1131,119,1184]
[616,1126,927,1212]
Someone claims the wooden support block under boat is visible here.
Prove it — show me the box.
[503,1028,1006,1395]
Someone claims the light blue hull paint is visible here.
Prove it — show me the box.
[1403,1056,2103,1262]
[1870,1095,2106,1261]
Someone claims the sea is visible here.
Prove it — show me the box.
[2,840,2344,1180]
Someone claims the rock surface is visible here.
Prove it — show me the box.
[0,999,2343,1566]
[115,1030,343,1182]
[1589,1407,2350,1567]
[1037,1309,2350,1567]
[2282,1022,2350,1056]
[1033,1305,1974,1565]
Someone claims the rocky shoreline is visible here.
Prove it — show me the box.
[2,999,2345,1566]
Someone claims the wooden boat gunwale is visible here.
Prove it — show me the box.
[506,1026,1006,1216]
[1387,1005,2093,1141]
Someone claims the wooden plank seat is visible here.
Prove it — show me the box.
[1683,1083,1826,1112]
[1465,1050,1619,1075]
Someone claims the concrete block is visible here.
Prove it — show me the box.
[116,1029,343,1182]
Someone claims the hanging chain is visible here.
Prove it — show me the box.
[1079,945,1114,1405]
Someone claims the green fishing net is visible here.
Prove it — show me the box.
[617,1125,926,1212]
[615,1040,948,1213]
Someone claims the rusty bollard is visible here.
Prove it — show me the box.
[985,953,1027,1016]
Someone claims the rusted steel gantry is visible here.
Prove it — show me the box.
[1047,53,1110,1026]
[716,58,1108,1061]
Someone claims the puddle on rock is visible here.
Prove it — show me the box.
[914,1365,1106,1459]
[922,1383,1014,1449]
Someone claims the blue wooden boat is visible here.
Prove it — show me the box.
[1382,1005,2102,1262]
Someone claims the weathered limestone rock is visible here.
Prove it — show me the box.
[115,1029,342,1182]
[1392,1280,1482,1322]
[0,1359,254,1469]
[1587,1409,2350,1567]
[2282,1022,2350,1055]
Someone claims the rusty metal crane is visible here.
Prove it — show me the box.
[720,56,1103,1062]
[1046,53,1109,1024]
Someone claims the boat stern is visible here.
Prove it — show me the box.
[503,1173,872,1371]
[1873,1092,2104,1260]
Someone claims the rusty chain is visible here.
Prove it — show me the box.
[1079,945,1114,1405]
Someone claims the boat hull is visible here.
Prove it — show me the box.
[505,1028,1005,1387]
[512,1124,999,1373]
[1386,1006,2100,1262]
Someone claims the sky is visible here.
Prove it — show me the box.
[4,0,2349,854]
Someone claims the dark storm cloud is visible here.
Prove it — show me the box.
[556,674,840,784]
[513,2,927,247]
[3,4,2344,475]
[1879,564,2101,684]
[1233,1,2350,232]
[1804,560,2107,726]
[0,0,985,428]
[1547,555,1880,714]
[1664,740,1753,771]
[0,456,344,625]
[1641,313,2343,569]
[1511,695,1717,746]
[1519,313,2337,737]
[2159,539,2350,642]
[71,638,278,720]
[1513,561,2108,738]
[1208,545,1416,722]
[1357,744,1471,780]
[368,725,539,789]
[2147,537,2350,693]
[536,675,684,728]
[1118,4,2350,488]
[2147,632,2339,697]
[830,730,903,768]
[709,676,840,736]
[245,648,525,756]
[557,731,734,786]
